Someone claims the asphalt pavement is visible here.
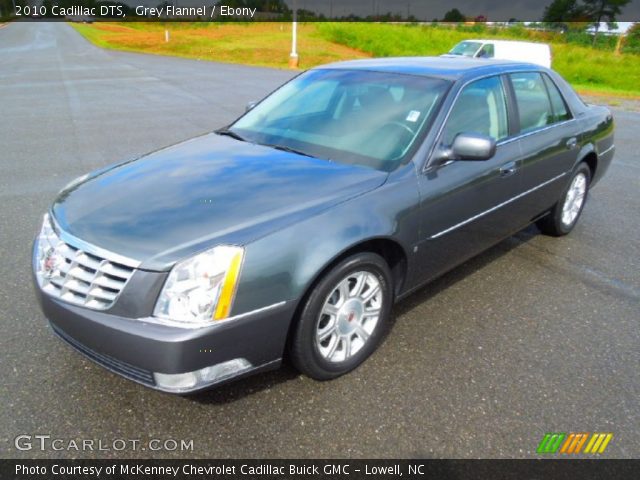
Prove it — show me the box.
[1,22,638,459]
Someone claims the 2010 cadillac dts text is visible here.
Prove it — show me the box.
[33,58,614,393]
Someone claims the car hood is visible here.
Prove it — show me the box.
[52,134,387,271]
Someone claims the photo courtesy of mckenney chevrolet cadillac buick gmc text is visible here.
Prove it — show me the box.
[33,57,614,393]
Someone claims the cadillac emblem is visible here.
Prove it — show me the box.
[42,247,62,279]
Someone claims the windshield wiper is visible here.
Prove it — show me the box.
[215,128,247,142]
[263,143,317,159]
[216,131,319,159]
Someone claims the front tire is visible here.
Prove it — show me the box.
[289,252,393,380]
[537,163,591,237]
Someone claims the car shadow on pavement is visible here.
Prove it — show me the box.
[391,225,539,322]
[188,364,301,405]
[189,225,539,405]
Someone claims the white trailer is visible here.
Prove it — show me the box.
[443,39,552,68]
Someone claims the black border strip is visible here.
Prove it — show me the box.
[2,459,640,480]
[5,1,640,22]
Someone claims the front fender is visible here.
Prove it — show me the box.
[232,164,420,316]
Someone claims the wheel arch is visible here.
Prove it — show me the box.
[581,151,598,179]
[301,236,408,305]
[575,143,598,178]
[284,236,409,350]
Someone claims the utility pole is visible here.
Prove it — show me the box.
[289,0,299,68]
[614,32,625,56]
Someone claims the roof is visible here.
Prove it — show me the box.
[459,39,550,47]
[320,56,545,81]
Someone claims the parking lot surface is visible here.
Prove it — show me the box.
[1,22,638,458]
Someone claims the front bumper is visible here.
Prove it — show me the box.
[36,289,296,393]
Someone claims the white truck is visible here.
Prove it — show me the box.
[443,40,552,68]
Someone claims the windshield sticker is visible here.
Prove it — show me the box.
[406,110,421,123]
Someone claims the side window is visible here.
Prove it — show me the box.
[542,74,572,123]
[477,44,495,58]
[442,76,508,146]
[510,72,554,133]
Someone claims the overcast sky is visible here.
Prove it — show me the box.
[280,0,638,21]
[111,0,640,22]
[295,0,543,20]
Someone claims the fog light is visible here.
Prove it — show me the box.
[153,359,252,393]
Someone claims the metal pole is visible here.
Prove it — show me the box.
[289,0,299,68]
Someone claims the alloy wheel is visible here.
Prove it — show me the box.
[315,271,383,363]
[561,172,587,226]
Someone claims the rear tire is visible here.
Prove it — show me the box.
[289,252,393,381]
[537,163,591,237]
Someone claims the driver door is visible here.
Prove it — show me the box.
[413,75,525,284]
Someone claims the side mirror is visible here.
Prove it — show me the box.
[245,101,258,112]
[451,133,496,161]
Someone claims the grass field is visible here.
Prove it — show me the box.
[317,23,640,97]
[71,22,368,68]
[71,22,640,97]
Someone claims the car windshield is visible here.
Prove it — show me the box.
[449,41,483,57]
[229,69,450,171]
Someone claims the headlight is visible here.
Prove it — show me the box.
[34,213,64,287]
[153,246,244,327]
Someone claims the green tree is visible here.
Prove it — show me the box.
[542,0,585,26]
[0,0,14,17]
[582,0,632,44]
[443,8,465,22]
[627,22,640,41]
[623,22,640,53]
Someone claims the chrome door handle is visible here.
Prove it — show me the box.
[499,161,517,177]
[566,137,578,150]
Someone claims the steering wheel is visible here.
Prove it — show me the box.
[380,121,416,137]
[366,121,417,163]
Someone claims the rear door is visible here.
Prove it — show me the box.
[507,71,581,219]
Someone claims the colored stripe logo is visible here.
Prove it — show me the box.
[537,433,613,454]
[583,433,614,454]
[537,433,565,453]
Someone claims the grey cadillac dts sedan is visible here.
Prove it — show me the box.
[33,57,614,393]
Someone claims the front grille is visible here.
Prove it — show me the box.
[51,324,156,386]
[37,220,135,310]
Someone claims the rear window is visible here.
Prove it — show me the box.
[542,74,572,123]
[510,72,554,133]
